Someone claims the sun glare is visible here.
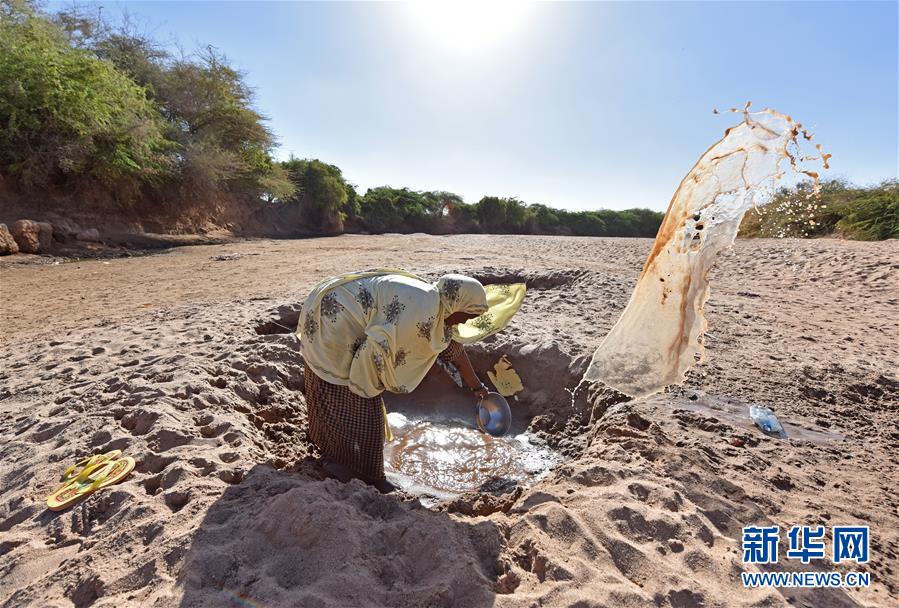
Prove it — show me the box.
[404,1,536,55]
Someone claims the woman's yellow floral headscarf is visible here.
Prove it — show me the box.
[453,283,526,344]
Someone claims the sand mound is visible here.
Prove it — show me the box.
[180,466,502,607]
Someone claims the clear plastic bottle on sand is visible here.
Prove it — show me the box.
[749,404,787,438]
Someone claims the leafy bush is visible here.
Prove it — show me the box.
[0,0,292,216]
[281,158,353,232]
[558,210,606,236]
[740,179,899,240]
[358,187,440,232]
[84,21,293,204]
[0,1,170,192]
[835,181,899,240]
[475,196,536,233]
[529,203,560,231]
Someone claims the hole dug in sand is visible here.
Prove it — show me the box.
[381,340,620,509]
[382,396,561,507]
[247,271,627,510]
[254,304,301,335]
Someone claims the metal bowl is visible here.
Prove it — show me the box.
[476,392,512,437]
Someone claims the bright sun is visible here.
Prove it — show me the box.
[404,1,536,55]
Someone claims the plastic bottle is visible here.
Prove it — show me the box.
[749,404,787,438]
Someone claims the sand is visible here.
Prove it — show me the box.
[0,234,896,607]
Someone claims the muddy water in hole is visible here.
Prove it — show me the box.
[383,412,561,503]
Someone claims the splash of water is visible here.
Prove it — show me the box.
[583,105,828,398]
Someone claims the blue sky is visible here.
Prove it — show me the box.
[51,1,898,211]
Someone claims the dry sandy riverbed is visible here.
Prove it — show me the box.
[1,234,897,607]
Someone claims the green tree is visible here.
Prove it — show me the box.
[530,203,560,232]
[358,187,426,232]
[566,211,607,236]
[476,196,508,231]
[282,158,353,232]
[443,199,481,233]
[504,198,534,233]
[52,6,293,206]
[156,47,289,200]
[0,1,170,193]
[740,179,898,240]
[835,180,899,240]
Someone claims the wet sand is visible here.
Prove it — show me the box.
[1,234,896,607]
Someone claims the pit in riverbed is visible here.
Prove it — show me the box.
[383,414,561,502]
[382,383,563,505]
[251,269,609,506]
[380,348,582,506]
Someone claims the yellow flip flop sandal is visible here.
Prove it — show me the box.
[50,452,119,500]
[46,456,135,512]
[92,456,135,491]
[61,450,122,483]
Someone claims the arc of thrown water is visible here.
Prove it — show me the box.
[582,104,828,399]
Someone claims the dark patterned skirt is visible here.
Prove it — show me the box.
[305,369,386,481]
[303,340,465,482]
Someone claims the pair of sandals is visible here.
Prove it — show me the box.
[45,450,135,511]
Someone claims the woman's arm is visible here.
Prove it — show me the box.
[444,341,489,399]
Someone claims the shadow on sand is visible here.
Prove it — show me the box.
[176,460,504,607]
